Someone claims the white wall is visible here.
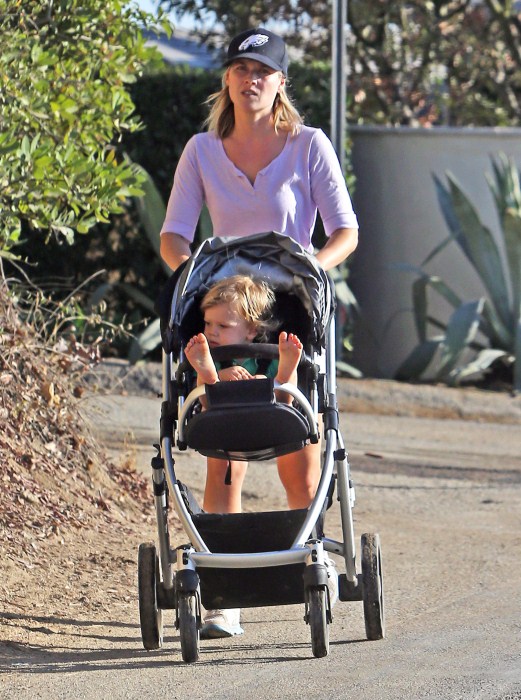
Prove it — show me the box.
[348,126,521,378]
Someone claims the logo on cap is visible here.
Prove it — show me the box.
[238,34,269,52]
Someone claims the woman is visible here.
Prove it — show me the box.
[160,27,358,638]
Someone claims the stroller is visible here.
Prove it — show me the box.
[138,232,385,662]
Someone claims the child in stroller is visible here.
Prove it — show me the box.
[184,275,303,405]
[139,232,385,662]
[184,274,323,638]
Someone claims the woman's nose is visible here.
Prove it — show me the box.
[244,69,261,82]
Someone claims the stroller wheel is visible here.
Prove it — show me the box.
[178,592,200,663]
[361,533,385,640]
[138,542,164,650]
[308,587,330,658]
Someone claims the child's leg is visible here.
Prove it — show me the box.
[203,457,248,513]
[277,441,321,509]
[276,332,302,403]
[185,333,218,385]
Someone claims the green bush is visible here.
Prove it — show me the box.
[0,0,168,256]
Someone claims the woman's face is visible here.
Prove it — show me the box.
[225,58,285,117]
[203,303,257,348]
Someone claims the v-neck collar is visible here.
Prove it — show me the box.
[219,135,290,188]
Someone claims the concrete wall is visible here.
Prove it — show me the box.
[348,126,521,378]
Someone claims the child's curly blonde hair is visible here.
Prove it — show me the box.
[201,275,279,341]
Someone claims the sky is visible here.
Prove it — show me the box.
[133,0,197,31]
[136,0,159,14]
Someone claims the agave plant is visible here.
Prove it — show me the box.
[396,153,521,392]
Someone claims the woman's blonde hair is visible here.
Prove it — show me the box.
[203,69,303,139]
[201,275,279,341]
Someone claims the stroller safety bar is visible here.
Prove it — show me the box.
[177,381,319,445]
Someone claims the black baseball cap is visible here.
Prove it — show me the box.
[224,28,289,75]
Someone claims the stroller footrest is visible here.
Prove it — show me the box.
[192,509,310,609]
[192,509,308,553]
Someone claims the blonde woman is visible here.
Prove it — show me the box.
[160,27,357,638]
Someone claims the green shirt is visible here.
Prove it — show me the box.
[216,357,278,379]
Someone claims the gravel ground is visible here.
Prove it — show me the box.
[2,360,521,700]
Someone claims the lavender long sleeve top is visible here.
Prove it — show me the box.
[160,125,358,252]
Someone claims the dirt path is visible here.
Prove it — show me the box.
[1,373,521,699]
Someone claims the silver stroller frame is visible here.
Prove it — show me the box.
[138,234,385,662]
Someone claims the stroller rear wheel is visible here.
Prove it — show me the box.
[307,587,330,658]
[178,592,200,663]
[138,542,164,650]
[361,532,385,640]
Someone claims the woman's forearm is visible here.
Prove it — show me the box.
[315,227,359,271]
[160,232,192,271]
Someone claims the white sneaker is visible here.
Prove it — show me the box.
[200,608,244,639]
[324,556,338,608]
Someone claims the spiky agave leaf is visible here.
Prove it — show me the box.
[434,173,512,333]
[394,338,441,381]
[434,298,485,381]
[448,348,512,386]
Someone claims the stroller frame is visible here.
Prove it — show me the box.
[138,233,385,662]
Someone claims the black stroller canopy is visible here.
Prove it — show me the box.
[168,232,335,353]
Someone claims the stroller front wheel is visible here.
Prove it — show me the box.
[138,542,164,650]
[178,592,200,663]
[307,587,330,658]
[361,532,385,640]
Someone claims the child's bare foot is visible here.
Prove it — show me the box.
[185,333,219,384]
[277,331,302,384]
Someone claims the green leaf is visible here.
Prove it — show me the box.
[444,173,511,330]
[87,282,114,310]
[394,339,440,381]
[128,318,162,364]
[395,263,463,342]
[503,210,521,320]
[448,349,511,385]
[435,298,485,381]
[133,164,171,276]
[334,279,359,309]
[117,282,156,313]
[336,360,363,378]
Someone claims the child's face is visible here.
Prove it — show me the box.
[203,303,257,348]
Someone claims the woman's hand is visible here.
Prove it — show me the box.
[218,366,254,381]
[315,227,359,270]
